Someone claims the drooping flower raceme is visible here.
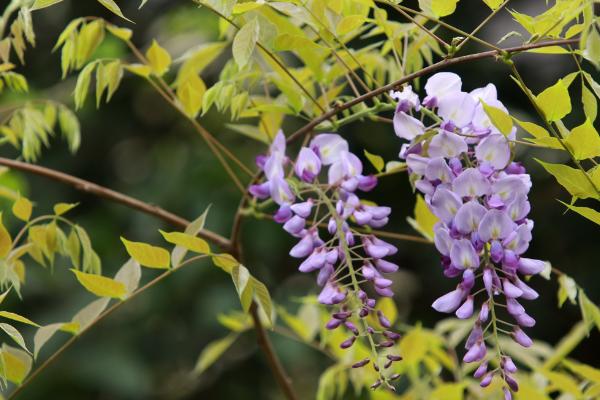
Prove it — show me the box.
[250,131,402,389]
[392,72,544,398]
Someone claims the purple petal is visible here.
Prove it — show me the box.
[475,134,511,170]
[452,168,491,198]
[310,134,348,165]
[450,239,480,269]
[428,131,468,158]
[454,200,487,234]
[478,209,515,242]
[432,288,465,313]
[394,111,426,140]
[431,188,463,223]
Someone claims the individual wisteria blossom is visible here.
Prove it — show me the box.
[249,131,402,389]
[391,72,544,398]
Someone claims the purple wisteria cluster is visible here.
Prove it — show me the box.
[250,131,402,388]
[392,72,545,398]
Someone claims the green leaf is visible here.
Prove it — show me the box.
[232,17,260,69]
[71,269,127,299]
[559,201,600,226]
[121,237,170,269]
[231,264,253,312]
[564,360,600,383]
[407,195,438,241]
[31,0,64,10]
[0,344,32,384]
[482,0,503,10]
[251,276,273,325]
[579,288,600,334]
[58,106,81,153]
[33,323,64,359]
[582,84,597,122]
[176,74,206,118]
[194,332,239,375]
[542,371,582,397]
[535,159,598,199]
[482,100,513,135]
[430,383,466,400]
[106,25,132,41]
[335,15,364,36]
[0,212,13,258]
[535,79,572,122]
[363,150,384,172]
[146,40,171,77]
[212,253,239,273]
[160,231,210,255]
[431,0,459,17]
[74,62,96,109]
[12,196,32,222]
[565,119,600,160]
[557,274,577,308]
[0,311,39,327]
[0,323,30,353]
[53,202,78,216]
[96,0,132,22]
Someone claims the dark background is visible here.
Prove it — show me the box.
[1,1,598,398]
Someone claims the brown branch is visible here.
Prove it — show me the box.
[286,38,579,144]
[0,157,232,250]
[0,157,298,400]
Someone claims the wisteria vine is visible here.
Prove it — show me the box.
[392,72,545,399]
[249,132,403,389]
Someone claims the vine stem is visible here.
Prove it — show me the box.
[0,157,299,400]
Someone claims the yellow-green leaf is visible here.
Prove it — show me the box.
[146,40,171,77]
[33,323,64,359]
[482,0,503,10]
[232,17,260,69]
[559,201,600,226]
[335,15,364,36]
[564,360,600,383]
[124,63,152,78]
[70,297,110,333]
[71,269,127,299]
[114,258,141,296]
[31,0,64,10]
[0,213,12,258]
[536,159,598,199]
[431,0,459,17]
[0,311,39,327]
[96,0,132,22]
[430,383,465,400]
[251,276,273,325]
[565,119,600,160]
[194,332,239,375]
[231,264,253,312]
[160,230,210,254]
[0,345,32,384]
[535,79,572,122]
[106,24,132,41]
[557,274,577,308]
[407,195,438,241]
[176,74,206,119]
[53,202,78,216]
[121,237,170,269]
[482,100,513,135]
[582,84,597,122]
[0,323,29,353]
[12,196,32,222]
[212,253,239,273]
[364,150,384,172]
[171,208,210,267]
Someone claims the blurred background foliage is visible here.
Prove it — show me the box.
[0,0,599,398]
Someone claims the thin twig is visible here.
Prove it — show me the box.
[455,0,510,52]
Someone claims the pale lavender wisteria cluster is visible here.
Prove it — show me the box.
[392,72,545,399]
[249,131,402,388]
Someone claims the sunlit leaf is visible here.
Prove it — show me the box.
[231,264,253,312]
[0,323,30,353]
[106,24,132,41]
[146,40,171,77]
[12,196,32,222]
[96,0,132,22]
[194,332,239,375]
[364,150,384,172]
[70,297,110,333]
[557,274,577,308]
[0,213,12,258]
[0,311,39,327]
[33,323,64,359]
[431,0,460,17]
[114,258,141,296]
[535,159,598,199]
[53,202,78,216]
[407,195,438,241]
[31,0,64,10]
[121,237,170,269]
[482,100,513,135]
[160,230,210,255]
[565,119,600,160]
[71,269,127,299]
[535,79,572,122]
[251,276,273,325]
[0,344,32,384]
[559,201,600,227]
[336,15,364,36]
[232,17,260,69]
